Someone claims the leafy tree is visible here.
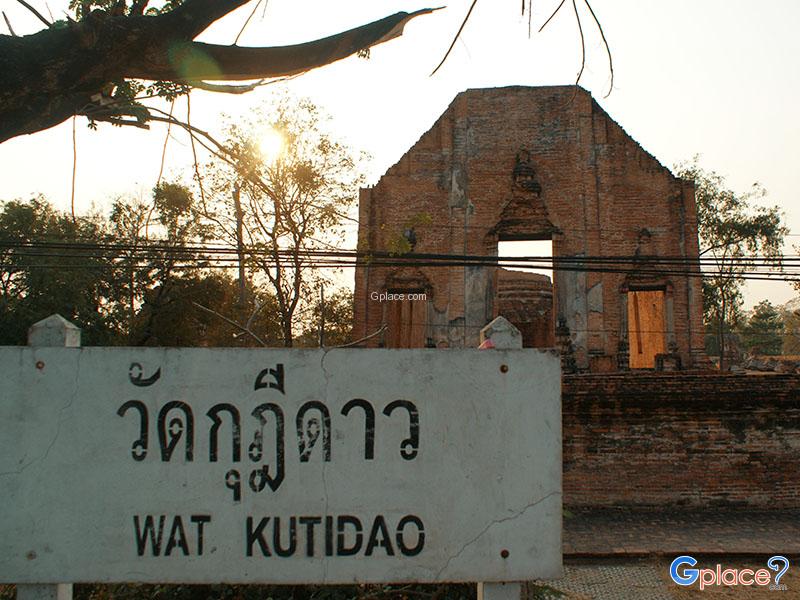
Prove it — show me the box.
[135,272,282,347]
[201,97,364,346]
[295,287,354,347]
[0,191,286,347]
[0,197,116,344]
[105,196,152,339]
[739,300,784,355]
[703,317,738,359]
[676,159,787,369]
[108,182,209,344]
[781,306,800,355]
[0,1,435,143]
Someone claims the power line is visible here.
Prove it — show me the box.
[1,240,796,281]
[2,239,796,262]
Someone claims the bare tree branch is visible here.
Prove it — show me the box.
[3,12,18,36]
[572,0,585,84]
[155,99,175,188]
[431,1,476,76]
[245,298,265,331]
[15,0,52,27]
[583,0,614,96]
[333,324,387,348]
[234,0,264,45]
[70,115,77,223]
[193,301,267,346]
[185,95,209,213]
[539,0,567,32]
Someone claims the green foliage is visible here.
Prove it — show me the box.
[703,318,736,357]
[386,213,433,256]
[780,305,800,355]
[134,272,282,347]
[152,182,201,237]
[68,0,118,20]
[147,80,192,102]
[1,96,367,349]
[738,300,784,355]
[295,288,354,347]
[676,158,786,367]
[106,182,211,343]
[0,197,116,345]
[68,1,185,20]
[0,187,281,347]
[63,2,191,131]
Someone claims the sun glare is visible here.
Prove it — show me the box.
[258,128,285,163]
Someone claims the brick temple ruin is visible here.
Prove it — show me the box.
[353,86,706,372]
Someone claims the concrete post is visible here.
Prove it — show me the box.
[478,316,522,600]
[477,582,522,600]
[27,314,80,348]
[16,585,73,600]
[18,314,78,600]
[479,316,523,350]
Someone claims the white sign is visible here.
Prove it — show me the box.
[0,348,561,584]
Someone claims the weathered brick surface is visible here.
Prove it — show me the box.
[563,373,800,508]
[496,269,554,347]
[354,86,705,370]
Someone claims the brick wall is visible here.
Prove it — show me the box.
[353,86,706,370]
[563,373,800,508]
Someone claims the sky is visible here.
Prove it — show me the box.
[2,0,799,309]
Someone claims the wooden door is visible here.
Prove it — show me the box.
[386,292,427,348]
[628,290,666,368]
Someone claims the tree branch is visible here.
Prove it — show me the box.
[0,7,437,143]
[334,324,387,348]
[166,0,251,39]
[193,300,267,346]
[431,0,476,76]
[130,0,149,17]
[129,9,439,81]
[3,12,17,36]
[539,0,567,32]
[182,79,263,94]
[572,0,585,84]
[584,0,614,97]
[15,0,52,28]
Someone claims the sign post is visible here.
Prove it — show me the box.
[16,315,78,600]
[2,315,561,595]
[477,316,529,600]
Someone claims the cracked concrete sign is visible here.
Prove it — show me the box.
[0,347,561,584]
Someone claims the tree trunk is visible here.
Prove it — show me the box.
[282,319,293,348]
[718,295,726,371]
[232,183,246,306]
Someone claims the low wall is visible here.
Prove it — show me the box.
[562,373,800,508]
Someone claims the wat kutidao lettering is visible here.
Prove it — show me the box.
[0,348,562,584]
